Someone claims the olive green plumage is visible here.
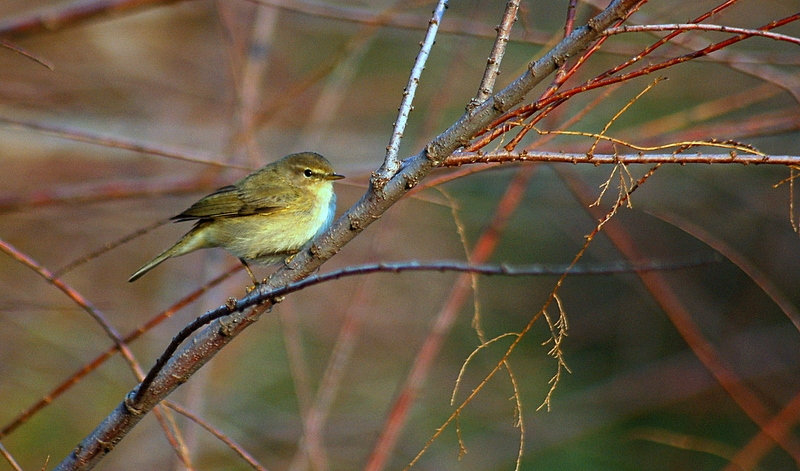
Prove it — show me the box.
[129,152,343,282]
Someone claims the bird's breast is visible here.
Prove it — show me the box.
[208,183,336,263]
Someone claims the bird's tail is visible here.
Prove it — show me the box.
[128,246,176,282]
[128,222,213,282]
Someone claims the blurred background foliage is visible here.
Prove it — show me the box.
[0,0,799,470]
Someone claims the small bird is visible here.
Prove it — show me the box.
[128,152,344,283]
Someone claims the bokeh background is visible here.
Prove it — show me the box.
[1,0,799,470]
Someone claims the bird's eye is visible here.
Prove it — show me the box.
[304,169,313,177]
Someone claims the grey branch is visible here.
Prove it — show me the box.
[473,0,520,104]
[375,0,449,184]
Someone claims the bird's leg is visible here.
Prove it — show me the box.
[239,258,259,289]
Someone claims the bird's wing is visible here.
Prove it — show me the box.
[171,184,296,221]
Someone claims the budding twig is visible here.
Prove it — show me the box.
[374,0,449,187]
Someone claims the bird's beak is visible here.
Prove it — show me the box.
[328,173,345,180]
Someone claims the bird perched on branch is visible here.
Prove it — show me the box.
[128,152,344,283]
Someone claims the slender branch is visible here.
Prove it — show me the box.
[0,177,213,214]
[0,39,53,68]
[374,0,449,185]
[251,0,551,45]
[422,0,645,164]
[648,211,800,332]
[473,11,800,149]
[404,163,663,470]
[54,219,170,276]
[472,0,519,105]
[164,402,268,471]
[445,151,800,166]
[0,237,195,465]
[284,258,719,297]
[583,0,742,84]
[604,23,800,46]
[601,1,800,102]
[138,256,720,408]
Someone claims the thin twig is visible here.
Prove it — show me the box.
[0,237,192,466]
[0,176,214,214]
[404,163,663,470]
[165,402,269,471]
[54,219,170,276]
[0,443,23,471]
[251,0,549,46]
[366,166,535,471]
[0,39,53,69]
[472,0,519,104]
[267,258,721,296]
[373,0,449,186]
[471,1,645,151]
[0,238,132,356]
[600,0,800,102]
[445,151,799,166]
[287,221,397,471]
[604,23,800,46]
[648,210,800,333]
[588,77,666,156]
[473,10,800,150]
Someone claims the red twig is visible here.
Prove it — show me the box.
[469,7,800,153]
[445,151,798,166]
